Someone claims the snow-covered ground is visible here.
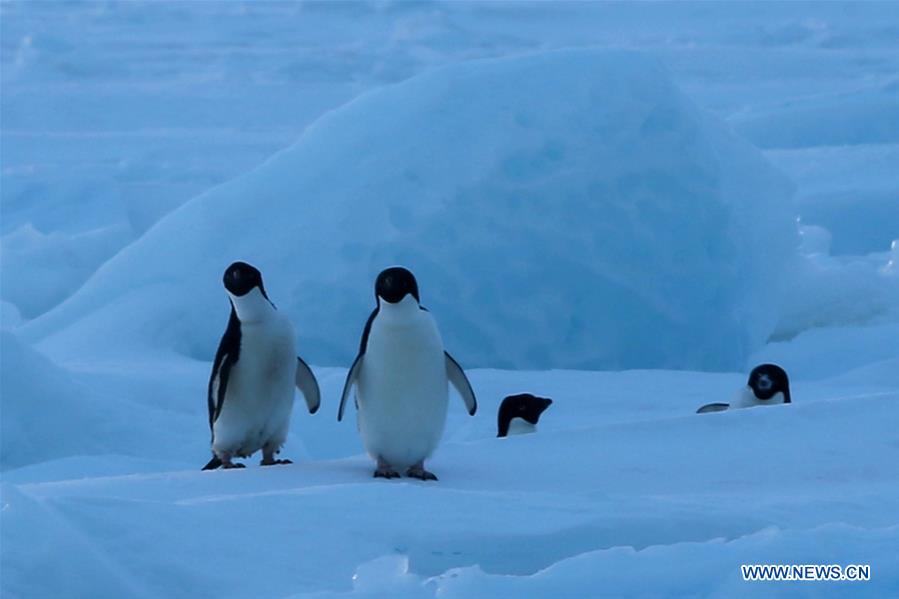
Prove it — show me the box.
[2,2,898,597]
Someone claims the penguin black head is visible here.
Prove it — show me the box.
[375,266,419,304]
[497,393,553,437]
[223,261,269,300]
[747,363,791,403]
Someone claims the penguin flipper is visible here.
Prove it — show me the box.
[295,356,321,414]
[445,352,477,416]
[209,352,235,426]
[696,402,730,414]
[338,353,363,422]
[208,307,241,431]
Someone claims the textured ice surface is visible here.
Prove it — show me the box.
[24,49,797,371]
[0,332,104,470]
[3,363,898,598]
[4,4,899,597]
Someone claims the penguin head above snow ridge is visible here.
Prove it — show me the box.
[497,393,554,437]
[696,363,792,413]
[747,363,791,403]
[375,266,420,305]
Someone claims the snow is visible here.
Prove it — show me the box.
[773,249,899,343]
[3,1,899,597]
[731,83,899,150]
[3,365,898,597]
[1,300,22,330]
[1,222,131,319]
[1,331,100,470]
[22,48,797,372]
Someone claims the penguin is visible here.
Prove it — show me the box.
[696,363,791,414]
[497,393,553,437]
[202,261,320,470]
[338,266,477,481]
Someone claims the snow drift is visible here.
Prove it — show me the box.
[0,332,106,470]
[24,49,797,370]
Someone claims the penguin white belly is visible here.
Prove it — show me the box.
[730,387,786,409]
[213,315,296,457]
[506,418,537,436]
[357,313,448,469]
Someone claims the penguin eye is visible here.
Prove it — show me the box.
[757,375,773,391]
[232,269,241,280]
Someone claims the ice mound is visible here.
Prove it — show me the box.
[888,240,899,273]
[0,332,108,470]
[1,222,131,319]
[732,83,899,149]
[1,300,22,330]
[25,49,797,370]
[774,237,899,343]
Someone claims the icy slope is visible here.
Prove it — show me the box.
[3,365,897,598]
[24,49,797,372]
[0,332,109,470]
[0,331,208,472]
[4,1,897,324]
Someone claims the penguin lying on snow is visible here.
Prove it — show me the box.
[202,262,320,470]
[338,267,477,481]
[696,363,791,414]
[497,393,553,437]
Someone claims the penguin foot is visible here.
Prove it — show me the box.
[374,457,400,479]
[222,462,246,469]
[261,458,293,466]
[406,465,438,481]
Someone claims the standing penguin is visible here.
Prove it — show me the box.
[497,393,553,437]
[338,267,477,480]
[203,261,321,470]
[696,363,791,413]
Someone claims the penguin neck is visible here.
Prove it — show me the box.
[377,294,420,322]
[506,418,537,436]
[229,287,275,324]
[734,386,786,408]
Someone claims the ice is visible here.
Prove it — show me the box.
[798,225,832,256]
[751,323,899,381]
[0,331,208,473]
[1,300,22,330]
[3,366,897,598]
[3,2,899,597]
[23,49,796,372]
[316,524,898,598]
[1,223,130,319]
[886,240,899,273]
[0,484,150,599]
[732,83,899,150]
[348,556,431,598]
[0,332,106,470]
[774,250,899,341]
